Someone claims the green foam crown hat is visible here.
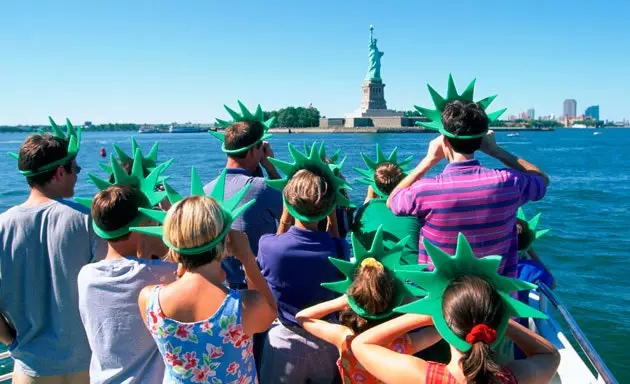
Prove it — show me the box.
[322,226,425,320]
[265,142,352,223]
[130,167,256,255]
[209,100,275,154]
[414,74,507,139]
[517,207,550,251]
[74,149,171,239]
[99,137,162,174]
[394,233,547,352]
[303,141,343,164]
[9,116,82,177]
[354,143,413,197]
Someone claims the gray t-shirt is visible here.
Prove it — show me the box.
[78,257,177,384]
[0,199,106,376]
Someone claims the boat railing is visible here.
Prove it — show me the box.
[537,282,618,384]
[0,351,10,383]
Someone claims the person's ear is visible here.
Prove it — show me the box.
[53,165,66,181]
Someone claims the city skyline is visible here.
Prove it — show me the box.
[0,0,628,125]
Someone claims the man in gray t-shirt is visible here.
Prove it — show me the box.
[0,128,106,382]
[205,120,282,287]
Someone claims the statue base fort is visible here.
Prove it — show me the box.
[321,79,420,129]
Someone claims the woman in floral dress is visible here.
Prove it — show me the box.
[138,195,277,383]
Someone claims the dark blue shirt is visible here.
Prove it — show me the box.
[257,226,350,326]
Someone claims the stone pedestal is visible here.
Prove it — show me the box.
[360,80,387,111]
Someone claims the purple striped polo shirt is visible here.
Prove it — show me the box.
[390,160,546,278]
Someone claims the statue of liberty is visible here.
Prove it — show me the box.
[366,25,384,81]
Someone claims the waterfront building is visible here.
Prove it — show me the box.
[527,108,535,120]
[585,105,600,120]
[564,99,577,118]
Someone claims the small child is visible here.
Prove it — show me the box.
[296,229,439,383]
[353,145,419,265]
[516,218,555,289]
[77,183,178,384]
[350,235,561,384]
[257,143,352,383]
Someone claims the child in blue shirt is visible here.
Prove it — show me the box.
[258,166,351,384]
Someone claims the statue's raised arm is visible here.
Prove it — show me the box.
[366,25,384,81]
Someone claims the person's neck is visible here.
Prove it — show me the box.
[23,186,63,206]
[449,152,475,163]
[105,241,137,260]
[294,219,319,231]
[446,346,467,383]
[225,157,256,174]
[180,260,225,286]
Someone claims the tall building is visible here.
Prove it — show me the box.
[527,108,535,120]
[564,99,577,118]
[585,105,600,120]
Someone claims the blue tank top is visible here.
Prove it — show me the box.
[146,286,257,384]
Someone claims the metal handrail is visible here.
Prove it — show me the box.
[537,282,618,384]
[0,350,11,383]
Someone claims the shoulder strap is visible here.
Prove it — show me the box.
[145,285,162,326]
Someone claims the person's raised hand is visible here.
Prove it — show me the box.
[425,136,445,164]
[261,141,275,160]
[227,230,254,263]
[480,130,500,157]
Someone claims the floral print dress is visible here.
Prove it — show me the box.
[146,286,257,384]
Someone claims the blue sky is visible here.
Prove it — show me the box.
[1,0,628,125]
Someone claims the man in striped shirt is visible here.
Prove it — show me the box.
[387,101,549,278]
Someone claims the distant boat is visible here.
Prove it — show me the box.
[168,123,209,133]
[507,132,520,137]
[593,132,602,135]
[138,125,159,134]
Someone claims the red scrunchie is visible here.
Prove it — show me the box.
[465,324,497,345]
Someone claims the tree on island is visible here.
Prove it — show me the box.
[263,106,321,128]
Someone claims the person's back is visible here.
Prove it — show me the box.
[296,228,431,384]
[76,182,177,384]
[135,172,277,384]
[257,145,353,383]
[1,201,100,375]
[1,126,105,381]
[258,225,349,326]
[205,119,283,287]
[79,258,176,383]
[351,234,560,384]
[205,172,281,255]
[389,93,549,277]
[355,199,419,265]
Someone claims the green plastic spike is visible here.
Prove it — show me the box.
[322,226,423,319]
[10,116,82,177]
[353,144,413,197]
[265,142,352,223]
[517,207,549,251]
[414,74,507,139]
[130,168,257,255]
[209,100,275,154]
